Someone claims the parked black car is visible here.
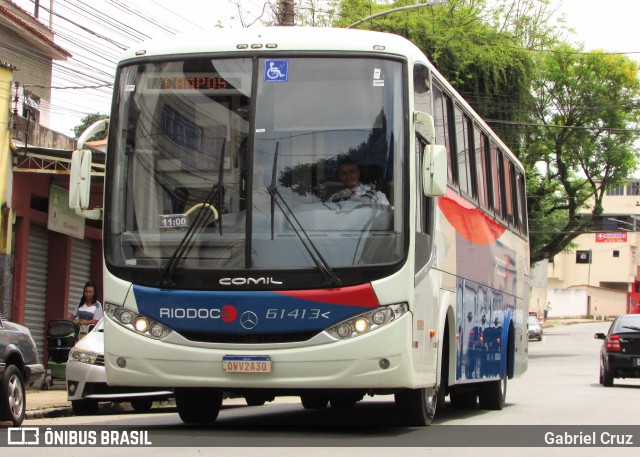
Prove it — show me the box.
[594,314,640,387]
[0,314,45,426]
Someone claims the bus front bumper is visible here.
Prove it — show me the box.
[104,314,422,390]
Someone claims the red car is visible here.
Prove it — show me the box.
[594,314,640,386]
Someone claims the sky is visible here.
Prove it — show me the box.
[9,0,640,136]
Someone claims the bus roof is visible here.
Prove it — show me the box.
[117,26,522,171]
[118,27,423,62]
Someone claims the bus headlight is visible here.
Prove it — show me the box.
[104,303,171,340]
[119,311,133,325]
[134,317,148,333]
[354,318,369,333]
[150,323,164,338]
[326,303,408,340]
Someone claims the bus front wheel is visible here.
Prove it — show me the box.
[394,387,436,426]
[175,388,223,423]
[300,394,329,409]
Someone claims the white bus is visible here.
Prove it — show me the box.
[75,27,529,426]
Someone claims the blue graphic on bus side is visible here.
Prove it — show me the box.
[264,60,288,82]
[132,285,371,334]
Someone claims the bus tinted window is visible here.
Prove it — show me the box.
[516,169,528,235]
[455,106,469,195]
[497,150,507,220]
[413,64,431,114]
[489,141,502,217]
[433,84,454,184]
[504,158,515,228]
[473,126,488,209]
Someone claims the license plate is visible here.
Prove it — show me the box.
[223,355,271,373]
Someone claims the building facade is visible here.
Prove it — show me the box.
[547,181,640,318]
[1,1,104,363]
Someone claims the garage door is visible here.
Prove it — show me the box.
[24,225,49,362]
[67,237,92,317]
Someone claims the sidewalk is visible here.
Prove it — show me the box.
[25,385,72,420]
[24,385,178,420]
[543,317,611,328]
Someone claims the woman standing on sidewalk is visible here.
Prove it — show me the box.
[69,281,103,336]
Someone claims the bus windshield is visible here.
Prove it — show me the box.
[105,56,406,285]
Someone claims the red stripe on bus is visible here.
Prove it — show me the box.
[276,284,380,307]
[438,191,506,245]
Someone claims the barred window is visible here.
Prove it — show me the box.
[606,186,624,196]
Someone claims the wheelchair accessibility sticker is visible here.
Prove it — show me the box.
[264,60,288,82]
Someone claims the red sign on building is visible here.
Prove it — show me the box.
[595,232,628,243]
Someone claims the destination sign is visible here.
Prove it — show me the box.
[148,76,235,90]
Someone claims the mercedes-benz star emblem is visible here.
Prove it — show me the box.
[240,311,258,330]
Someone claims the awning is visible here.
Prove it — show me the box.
[10,139,105,176]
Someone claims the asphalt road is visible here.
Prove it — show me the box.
[7,321,640,456]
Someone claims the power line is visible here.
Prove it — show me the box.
[485,119,640,134]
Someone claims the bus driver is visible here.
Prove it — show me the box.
[329,159,389,205]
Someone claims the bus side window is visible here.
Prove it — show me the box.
[504,158,515,228]
[454,106,469,195]
[474,126,489,209]
[455,107,477,200]
[466,116,478,200]
[497,149,507,221]
[489,141,503,219]
[413,64,431,114]
[433,84,455,185]
[516,169,528,236]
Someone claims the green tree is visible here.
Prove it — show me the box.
[269,1,640,264]
[295,0,339,26]
[334,0,534,145]
[522,46,640,263]
[73,113,108,140]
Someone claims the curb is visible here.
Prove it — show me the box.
[26,407,73,420]
[25,399,178,420]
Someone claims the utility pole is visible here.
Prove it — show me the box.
[278,0,295,26]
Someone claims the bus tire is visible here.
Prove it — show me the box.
[131,398,154,412]
[329,394,360,410]
[394,387,436,426]
[478,377,507,410]
[245,395,267,406]
[300,394,329,409]
[71,399,98,416]
[175,388,223,424]
[449,389,477,409]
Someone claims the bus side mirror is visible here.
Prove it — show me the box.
[68,118,107,220]
[423,144,447,197]
[414,111,446,197]
[69,150,92,210]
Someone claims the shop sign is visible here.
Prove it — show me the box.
[47,185,85,238]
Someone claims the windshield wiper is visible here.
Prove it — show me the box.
[159,140,226,288]
[622,325,640,332]
[266,142,341,288]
